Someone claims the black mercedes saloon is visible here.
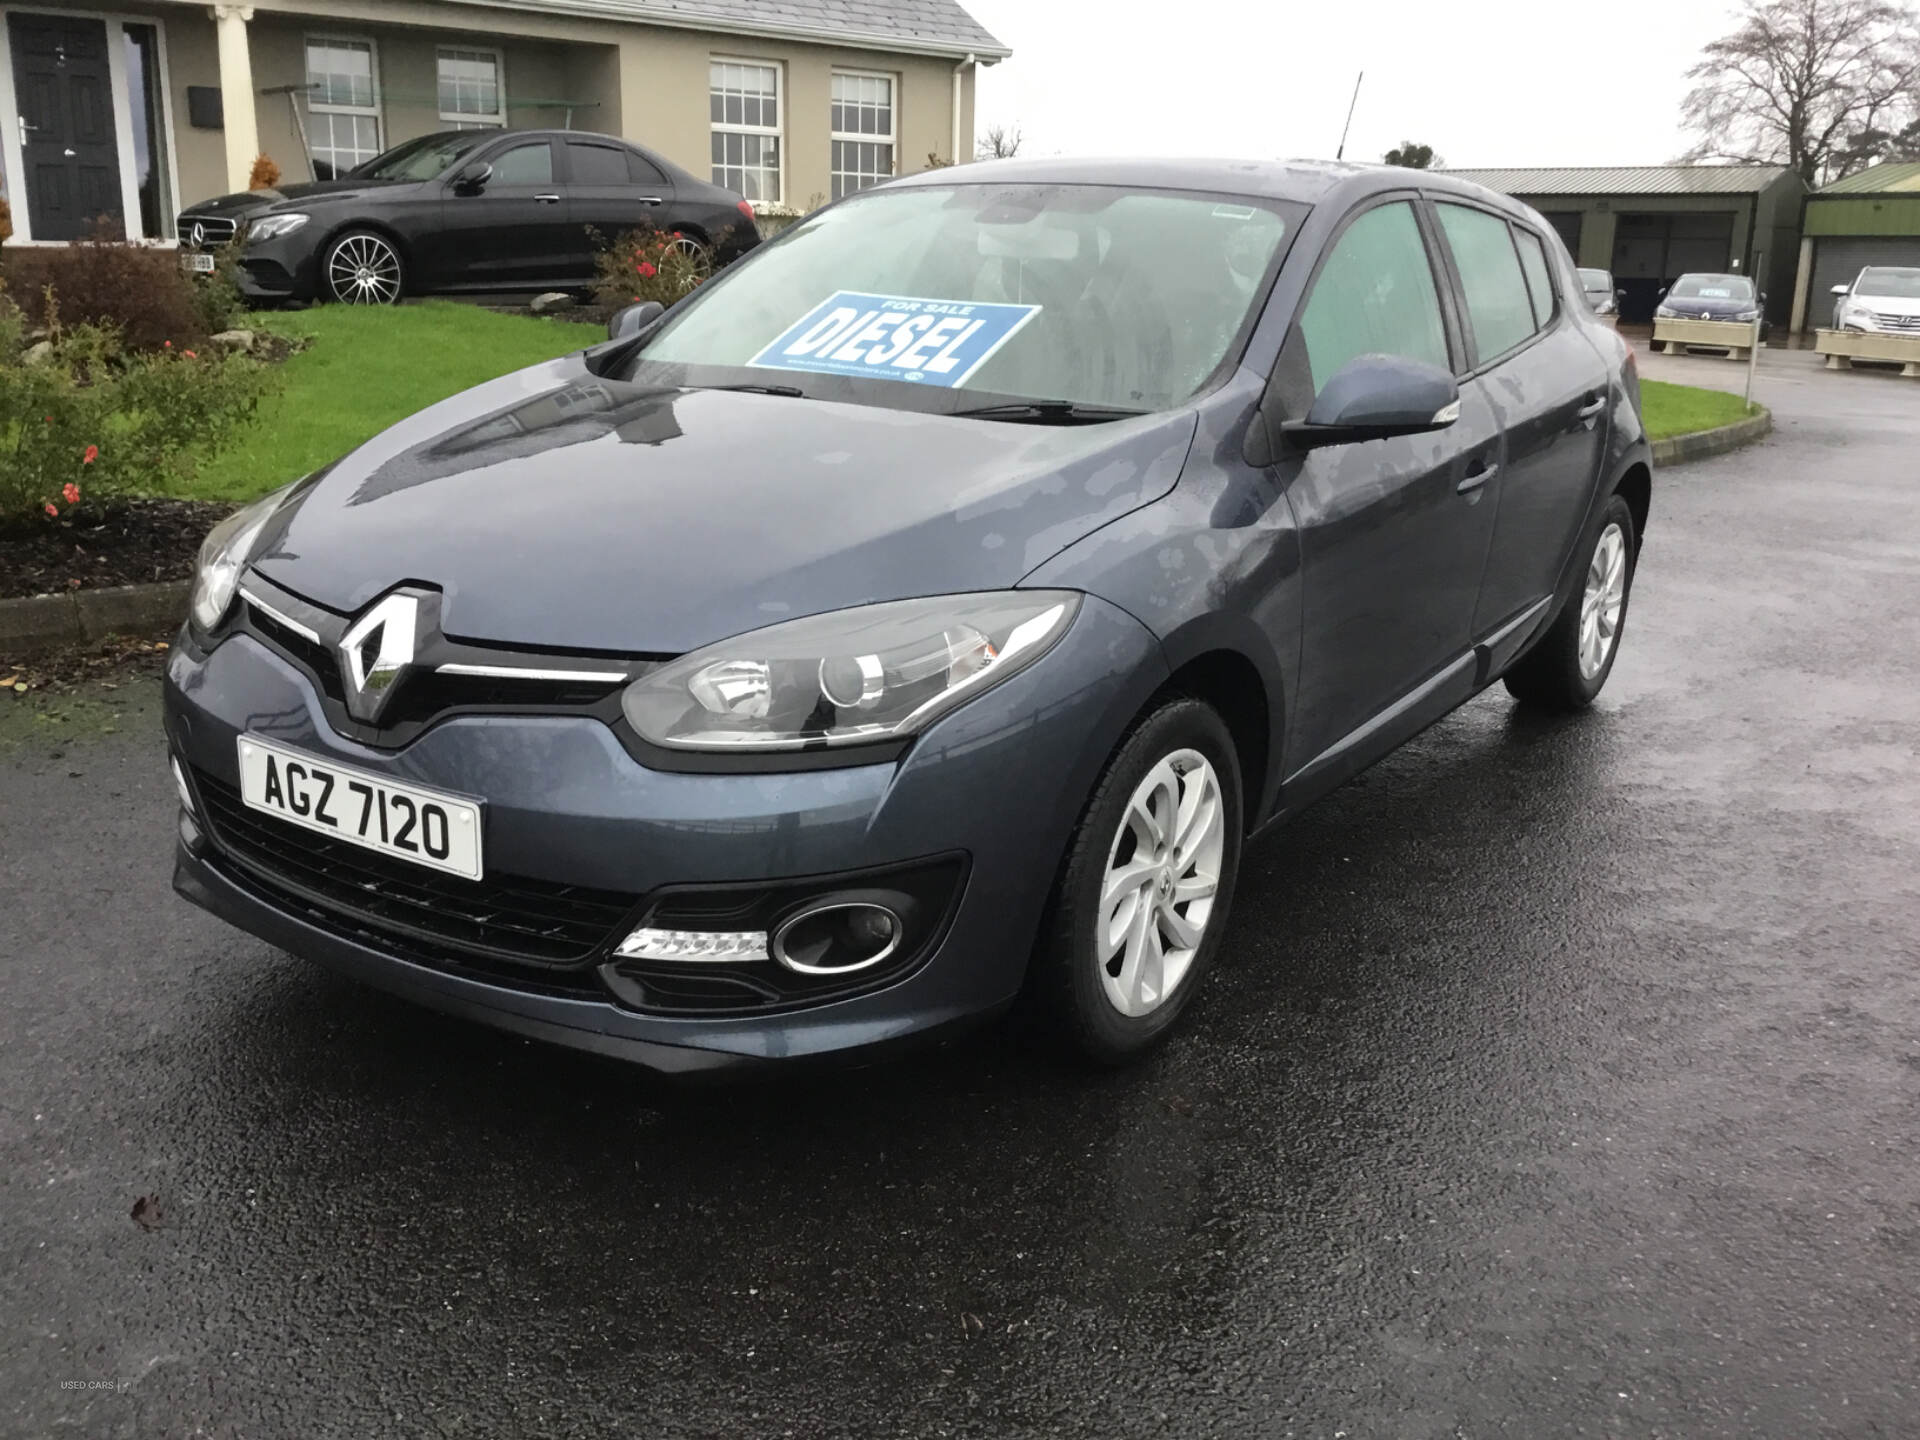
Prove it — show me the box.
[176,129,761,305]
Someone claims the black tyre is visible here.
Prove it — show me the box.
[323,229,404,306]
[1031,697,1244,1066]
[1504,493,1638,711]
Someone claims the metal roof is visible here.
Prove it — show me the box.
[473,0,1010,59]
[1817,162,1920,196]
[1440,165,1797,197]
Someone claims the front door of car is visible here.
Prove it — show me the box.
[431,138,571,288]
[9,13,123,241]
[1274,197,1503,785]
[561,138,673,279]
[1428,202,1611,635]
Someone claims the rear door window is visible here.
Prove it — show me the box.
[567,142,629,186]
[1297,200,1451,393]
[1436,202,1537,362]
[1513,228,1557,329]
[628,150,670,186]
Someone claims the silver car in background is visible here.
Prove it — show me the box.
[1578,267,1619,316]
[1831,267,1920,333]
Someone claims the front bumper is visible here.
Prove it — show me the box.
[164,595,1168,1073]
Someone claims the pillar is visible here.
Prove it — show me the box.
[210,5,258,195]
[1790,235,1816,336]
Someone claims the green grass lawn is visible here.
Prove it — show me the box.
[179,306,1756,503]
[1639,379,1758,443]
[184,301,594,502]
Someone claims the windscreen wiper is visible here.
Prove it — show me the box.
[944,400,1147,424]
[700,382,810,398]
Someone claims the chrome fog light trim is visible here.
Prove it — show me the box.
[171,756,197,815]
[615,927,769,963]
[771,902,903,975]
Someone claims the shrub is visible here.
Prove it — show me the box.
[249,154,282,191]
[0,301,268,525]
[0,197,12,246]
[590,227,714,315]
[2,230,215,353]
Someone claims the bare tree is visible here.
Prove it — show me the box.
[1680,0,1920,184]
[977,123,1024,160]
[1382,141,1442,169]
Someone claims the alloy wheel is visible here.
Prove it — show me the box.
[328,234,403,305]
[1579,521,1628,679]
[672,235,712,290]
[1097,748,1226,1019]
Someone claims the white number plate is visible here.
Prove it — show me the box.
[181,252,216,274]
[236,736,484,880]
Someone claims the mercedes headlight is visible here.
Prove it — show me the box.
[189,483,300,634]
[247,213,310,243]
[622,592,1081,752]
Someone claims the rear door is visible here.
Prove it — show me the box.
[1278,195,1504,782]
[1428,201,1609,636]
[431,137,570,288]
[561,139,672,276]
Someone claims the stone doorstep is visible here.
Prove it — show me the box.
[0,580,189,658]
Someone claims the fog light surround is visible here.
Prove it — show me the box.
[771,902,903,975]
[172,756,197,815]
[614,927,768,963]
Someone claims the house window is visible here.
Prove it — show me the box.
[709,59,781,203]
[306,37,381,180]
[438,47,505,129]
[830,72,895,200]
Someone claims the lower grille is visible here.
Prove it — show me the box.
[193,768,638,970]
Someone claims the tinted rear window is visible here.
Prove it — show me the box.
[568,143,629,186]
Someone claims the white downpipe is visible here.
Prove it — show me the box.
[951,53,976,165]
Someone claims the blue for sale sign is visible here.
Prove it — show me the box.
[749,291,1041,388]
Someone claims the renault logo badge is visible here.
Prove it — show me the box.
[339,592,420,722]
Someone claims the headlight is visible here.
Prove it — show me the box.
[188,484,300,634]
[247,213,310,242]
[1655,304,1679,318]
[1732,308,1761,322]
[622,592,1081,752]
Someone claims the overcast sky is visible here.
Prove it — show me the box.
[963,0,1742,169]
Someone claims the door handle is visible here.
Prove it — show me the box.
[1575,395,1608,428]
[534,193,562,205]
[1457,462,1500,496]
[637,195,665,206]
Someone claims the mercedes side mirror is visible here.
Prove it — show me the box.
[453,162,493,194]
[1282,354,1461,450]
[608,300,664,342]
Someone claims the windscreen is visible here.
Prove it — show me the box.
[627,183,1299,413]
[1856,267,1920,299]
[353,133,488,182]
[1671,274,1754,300]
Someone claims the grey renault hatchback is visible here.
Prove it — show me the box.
[166,158,1651,1074]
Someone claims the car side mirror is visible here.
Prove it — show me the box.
[608,300,664,342]
[1831,284,1851,297]
[1282,354,1461,450]
[1616,287,1627,299]
[453,162,493,194]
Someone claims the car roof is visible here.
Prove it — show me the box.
[885,155,1543,218]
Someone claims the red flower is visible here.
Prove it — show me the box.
[45,503,59,518]
[82,445,98,465]
[673,230,684,239]
[637,261,657,279]
[164,340,172,349]
[63,483,81,505]
[184,350,198,359]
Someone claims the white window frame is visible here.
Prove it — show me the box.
[829,69,896,200]
[304,33,383,179]
[0,4,185,244]
[436,44,506,130]
[709,55,783,205]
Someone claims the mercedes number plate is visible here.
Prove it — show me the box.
[236,736,483,880]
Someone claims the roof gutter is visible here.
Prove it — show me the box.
[952,52,977,166]
[445,0,1013,61]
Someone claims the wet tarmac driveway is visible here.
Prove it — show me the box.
[4,350,1919,1438]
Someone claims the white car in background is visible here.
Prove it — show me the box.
[1830,267,1920,334]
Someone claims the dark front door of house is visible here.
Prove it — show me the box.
[10,13,122,241]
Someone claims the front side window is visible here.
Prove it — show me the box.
[307,37,381,180]
[438,48,504,129]
[630,183,1298,414]
[1297,201,1449,393]
[710,60,781,202]
[489,141,554,188]
[831,72,896,200]
[1437,202,1538,361]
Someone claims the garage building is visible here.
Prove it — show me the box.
[1789,163,1920,333]
[1443,165,1806,326]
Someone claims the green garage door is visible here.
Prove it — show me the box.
[1812,237,1920,325]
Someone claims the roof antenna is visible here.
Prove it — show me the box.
[1335,71,1364,161]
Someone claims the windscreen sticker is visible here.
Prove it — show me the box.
[749,291,1041,388]
[1699,287,1733,298]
